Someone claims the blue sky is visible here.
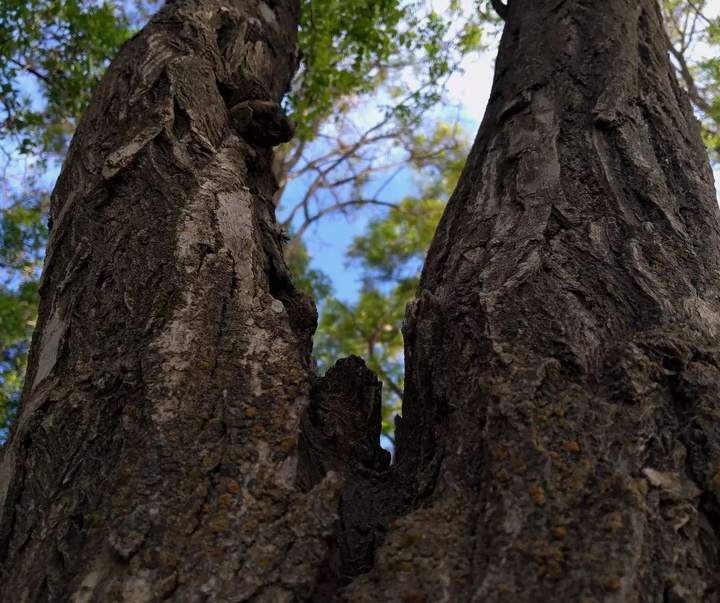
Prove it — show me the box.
[288,46,496,305]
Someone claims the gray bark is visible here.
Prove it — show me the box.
[3,0,720,602]
[0,1,349,601]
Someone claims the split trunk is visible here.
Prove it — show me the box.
[2,0,720,601]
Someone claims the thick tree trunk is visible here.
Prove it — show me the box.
[343,0,720,601]
[0,1,362,600]
[3,0,720,602]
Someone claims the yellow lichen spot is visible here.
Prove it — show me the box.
[509,457,527,473]
[492,444,509,461]
[211,519,229,534]
[513,538,523,551]
[530,485,546,506]
[218,493,232,507]
[401,588,427,603]
[608,512,622,533]
[606,576,620,591]
[199,360,211,370]
[201,504,210,513]
[400,531,422,548]
[547,562,561,578]
[554,407,566,417]
[551,525,566,540]
[228,480,240,495]
[245,520,255,531]
[562,440,581,453]
[580,458,591,469]
[177,575,186,585]
[160,551,179,566]
[279,436,296,452]
[711,465,720,488]
[625,479,649,511]
[549,451,560,462]
[497,583,514,594]
[538,414,548,424]
[495,469,509,482]
[245,408,257,419]
[563,473,584,489]
[252,423,264,433]
[201,454,211,467]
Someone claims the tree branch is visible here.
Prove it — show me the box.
[283,198,400,259]
[490,0,508,21]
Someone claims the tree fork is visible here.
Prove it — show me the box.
[3,0,720,602]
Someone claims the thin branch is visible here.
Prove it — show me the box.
[8,57,63,94]
[666,37,711,112]
[374,363,404,401]
[686,0,712,25]
[283,198,400,259]
[490,0,508,21]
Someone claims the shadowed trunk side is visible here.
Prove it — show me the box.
[344,1,720,601]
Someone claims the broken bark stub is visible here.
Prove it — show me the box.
[297,355,392,596]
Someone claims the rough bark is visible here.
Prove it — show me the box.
[342,0,720,601]
[3,0,720,601]
[0,1,367,600]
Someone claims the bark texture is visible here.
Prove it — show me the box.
[342,0,720,601]
[0,1,363,600]
[3,0,720,601]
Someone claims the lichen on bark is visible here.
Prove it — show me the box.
[3,0,720,601]
[0,1,343,601]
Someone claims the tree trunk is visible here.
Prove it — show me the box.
[0,1,352,600]
[2,0,720,602]
[342,0,720,601]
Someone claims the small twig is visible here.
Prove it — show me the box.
[490,0,508,21]
[283,198,400,259]
[8,57,63,93]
